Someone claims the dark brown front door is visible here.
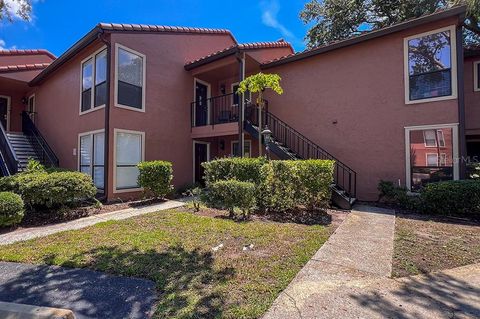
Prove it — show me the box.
[194,142,208,184]
[0,97,8,130]
[195,82,208,126]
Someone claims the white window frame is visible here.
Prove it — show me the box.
[440,153,447,166]
[113,128,145,193]
[405,123,459,191]
[474,61,480,92]
[78,129,105,193]
[192,140,210,183]
[79,46,107,115]
[426,153,439,167]
[114,43,147,113]
[404,25,458,104]
[0,95,11,131]
[231,82,251,106]
[231,139,252,157]
[423,129,446,147]
[193,78,211,125]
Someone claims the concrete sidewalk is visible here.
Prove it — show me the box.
[0,199,186,245]
[263,205,480,318]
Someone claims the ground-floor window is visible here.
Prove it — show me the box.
[405,124,459,191]
[232,140,251,157]
[115,129,144,191]
[79,130,105,190]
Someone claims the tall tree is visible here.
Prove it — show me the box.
[0,0,32,22]
[300,0,480,48]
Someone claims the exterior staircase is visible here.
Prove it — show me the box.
[245,105,357,209]
[0,111,58,176]
[6,133,40,171]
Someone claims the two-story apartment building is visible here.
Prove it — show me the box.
[0,5,478,207]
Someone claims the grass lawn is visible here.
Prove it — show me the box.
[392,213,480,278]
[0,208,334,319]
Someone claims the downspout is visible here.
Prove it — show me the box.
[236,52,246,157]
[99,31,111,201]
[456,22,466,179]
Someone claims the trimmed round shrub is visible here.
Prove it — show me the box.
[202,157,266,186]
[137,160,174,198]
[209,179,256,219]
[0,192,24,227]
[420,180,480,216]
[15,171,97,208]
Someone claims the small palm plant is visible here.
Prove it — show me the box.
[237,72,283,156]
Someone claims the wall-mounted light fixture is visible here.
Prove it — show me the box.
[220,139,225,150]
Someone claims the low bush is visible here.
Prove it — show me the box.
[209,179,256,220]
[0,192,25,227]
[259,161,299,212]
[0,171,97,210]
[17,171,97,208]
[202,157,266,186]
[297,160,335,209]
[204,158,334,214]
[377,180,420,211]
[420,180,480,216]
[137,161,174,198]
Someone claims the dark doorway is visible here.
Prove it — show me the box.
[195,81,209,126]
[0,97,8,130]
[194,142,208,184]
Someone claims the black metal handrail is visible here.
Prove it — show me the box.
[0,121,19,175]
[191,93,239,127]
[247,104,357,200]
[22,111,59,167]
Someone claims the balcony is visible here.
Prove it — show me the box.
[190,93,240,138]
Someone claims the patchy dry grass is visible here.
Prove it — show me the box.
[0,208,335,319]
[393,213,480,278]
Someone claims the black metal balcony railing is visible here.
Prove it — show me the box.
[191,93,239,127]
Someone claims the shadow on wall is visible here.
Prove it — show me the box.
[0,246,235,318]
[349,271,480,318]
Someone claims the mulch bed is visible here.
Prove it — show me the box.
[188,206,348,226]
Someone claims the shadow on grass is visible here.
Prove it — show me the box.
[52,245,235,318]
[349,271,480,318]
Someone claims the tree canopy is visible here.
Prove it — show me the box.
[0,0,32,22]
[300,0,480,48]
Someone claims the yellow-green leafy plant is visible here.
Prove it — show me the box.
[237,73,283,156]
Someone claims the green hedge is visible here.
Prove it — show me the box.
[203,158,334,213]
[0,171,97,209]
[0,192,24,227]
[137,160,173,198]
[420,180,480,216]
[202,157,266,186]
[210,179,256,219]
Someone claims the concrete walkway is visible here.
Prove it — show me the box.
[0,261,157,319]
[263,204,480,318]
[0,199,186,245]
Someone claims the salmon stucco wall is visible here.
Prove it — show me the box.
[465,57,480,135]
[107,32,235,200]
[264,18,461,200]
[32,40,107,173]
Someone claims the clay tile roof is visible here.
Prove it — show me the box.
[184,41,294,69]
[0,49,56,60]
[0,62,51,73]
[97,22,234,38]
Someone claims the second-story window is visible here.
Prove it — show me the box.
[404,26,456,104]
[81,48,107,113]
[116,45,145,111]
